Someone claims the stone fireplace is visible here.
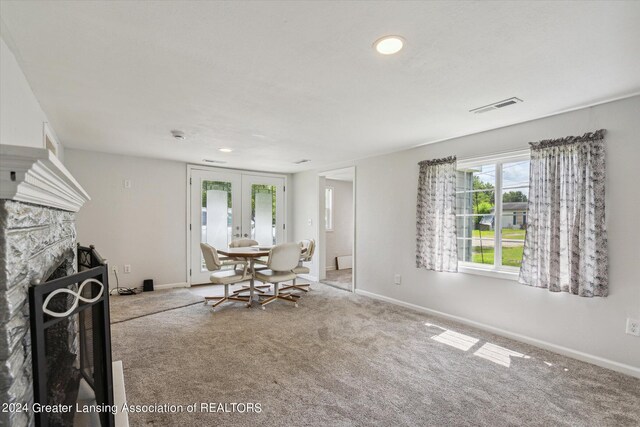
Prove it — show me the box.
[0,145,92,427]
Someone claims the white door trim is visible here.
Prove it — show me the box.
[317,166,356,293]
[186,164,288,286]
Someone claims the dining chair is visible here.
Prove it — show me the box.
[254,242,302,309]
[229,238,259,248]
[280,239,315,293]
[200,243,252,310]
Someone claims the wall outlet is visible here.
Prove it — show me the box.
[626,318,640,336]
[123,179,132,189]
[124,264,131,274]
[112,265,118,273]
[394,274,401,285]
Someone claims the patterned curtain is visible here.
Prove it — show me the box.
[519,129,608,297]
[416,156,458,272]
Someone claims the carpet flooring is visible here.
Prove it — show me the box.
[109,288,203,324]
[110,283,640,426]
[321,268,352,291]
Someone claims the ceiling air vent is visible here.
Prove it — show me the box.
[203,159,226,164]
[293,159,311,164]
[470,97,523,114]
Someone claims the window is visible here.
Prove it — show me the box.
[325,187,333,231]
[456,152,530,274]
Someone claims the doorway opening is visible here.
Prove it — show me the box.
[318,167,355,292]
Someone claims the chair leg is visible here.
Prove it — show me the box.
[261,283,298,309]
[279,277,311,293]
[204,284,249,311]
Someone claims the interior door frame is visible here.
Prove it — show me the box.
[317,166,356,293]
[186,164,288,286]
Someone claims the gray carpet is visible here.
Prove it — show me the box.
[111,283,640,426]
[109,288,202,324]
[321,268,352,291]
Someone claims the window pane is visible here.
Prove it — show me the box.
[500,160,529,268]
[502,160,530,190]
[201,180,232,270]
[472,228,495,266]
[251,184,276,245]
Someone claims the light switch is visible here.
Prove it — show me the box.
[307,218,313,226]
[123,179,132,189]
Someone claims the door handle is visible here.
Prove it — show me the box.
[234,233,240,237]
[243,233,248,237]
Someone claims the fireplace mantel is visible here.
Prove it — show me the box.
[0,144,90,212]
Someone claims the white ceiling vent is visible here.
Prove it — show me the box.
[293,159,311,164]
[202,159,226,164]
[470,97,523,114]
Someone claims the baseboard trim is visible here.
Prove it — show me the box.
[154,282,189,290]
[325,266,336,271]
[355,289,640,379]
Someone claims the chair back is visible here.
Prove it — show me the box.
[268,242,301,272]
[200,243,221,271]
[299,239,315,262]
[229,238,259,248]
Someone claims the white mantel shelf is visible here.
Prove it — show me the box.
[0,145,90,212]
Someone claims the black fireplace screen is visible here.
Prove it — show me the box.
[29,245,114,427]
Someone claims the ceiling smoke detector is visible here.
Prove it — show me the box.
[470,97,523,114]
[293,159,311,164]
[171,130,185,140]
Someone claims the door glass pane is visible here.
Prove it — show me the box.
[251,184,275,245]
[202,181,232,269]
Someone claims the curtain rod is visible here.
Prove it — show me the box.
[456,147,530,163]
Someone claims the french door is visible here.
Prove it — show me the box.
[189,168,285,284]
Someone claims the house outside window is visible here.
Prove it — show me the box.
[456,151,530,273]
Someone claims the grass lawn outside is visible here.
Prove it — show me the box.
[472,229,526,240]
[472,245,524,267]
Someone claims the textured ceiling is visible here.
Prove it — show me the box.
[1,1,639,172]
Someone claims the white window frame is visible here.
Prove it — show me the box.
[325,186,334,231]
[456,149,530,280]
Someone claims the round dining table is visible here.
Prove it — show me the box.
[216,246,271,306]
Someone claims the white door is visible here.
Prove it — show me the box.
[190,169,286,284]
[241,175,285,246]
[190,169,241,284]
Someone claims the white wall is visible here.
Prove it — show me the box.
[293,95,640,374]
[65,149,188,288]
[0,37,63,159]
[325,179,353,270]
[65,148,295,289]
[292,171,320,280]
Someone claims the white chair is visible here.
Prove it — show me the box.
[280,239,315,293]
[229,238,258,248]
[200,243,252,310]
[255,242,301,309]
[227,238,272,296]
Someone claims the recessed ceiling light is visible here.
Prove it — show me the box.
[218,148,233,153]
[373,35,404,55]
[171,130,185,140]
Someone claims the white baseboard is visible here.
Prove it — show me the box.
[112,360,129,427]
[154,282,189,290]
[355,289,640,379]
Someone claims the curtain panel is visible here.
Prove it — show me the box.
[519,129,608,297]
[416,156,458,272]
